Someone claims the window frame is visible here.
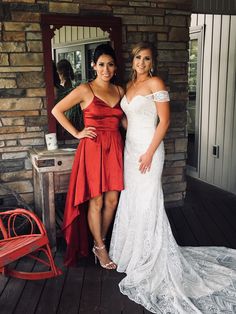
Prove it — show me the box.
[187,25,204,176]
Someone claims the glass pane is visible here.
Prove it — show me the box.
[87,48,95,80]
[57,50,82,85]
[74,50,82,83]
[187,38,198,168]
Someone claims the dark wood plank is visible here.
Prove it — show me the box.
[194,198,230,246]
[167,207,198,246]
[13,253,47,314]
[213,197,236,233]
[143,310,154,314]
[12,250,60,314]
[101,269,147,313]
[100,270,124,314]
[79,262,103,313]
[0,257,36,314]
[121,293,145,314]
[35,252,67,314]
[206,198,236,248]
[57,264,85,314]
[223,197,236,214]
[0,276,9,299]
[0,261,18,297]
[181,203,213,246]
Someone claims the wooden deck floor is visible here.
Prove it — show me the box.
[1,177,236,314]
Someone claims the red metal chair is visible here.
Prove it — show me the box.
[0,208,62,280]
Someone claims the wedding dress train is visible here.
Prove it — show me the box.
[110,92,236,313]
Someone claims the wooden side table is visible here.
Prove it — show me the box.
[29,148,76,250]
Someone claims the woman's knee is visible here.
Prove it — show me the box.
[105,193,118,210]
[89,195,103,212]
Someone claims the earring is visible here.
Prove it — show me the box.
[149,68,153,77]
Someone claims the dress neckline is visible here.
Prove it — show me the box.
[124,94,151,105]
[83,95,120,111]
[87,82,121,109]
[94,95,120,109]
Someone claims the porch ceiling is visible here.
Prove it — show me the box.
[192,0,236,15]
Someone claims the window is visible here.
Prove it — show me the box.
[187,26,203,171]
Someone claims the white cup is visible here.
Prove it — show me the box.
[45,133,58,150]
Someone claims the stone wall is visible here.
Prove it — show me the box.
[0,0,191,208]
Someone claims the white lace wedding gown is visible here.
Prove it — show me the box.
[109,92,236,314]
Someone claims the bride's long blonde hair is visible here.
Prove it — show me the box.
[130,42,156,83]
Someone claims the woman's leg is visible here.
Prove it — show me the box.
[88,194,103,246]
[102,191,119,239]
[88,194,116,268]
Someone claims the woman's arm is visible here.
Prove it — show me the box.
[51,85,96,140]
[118,85,127,130]
[139,77,170,173]
[121,116,128,130]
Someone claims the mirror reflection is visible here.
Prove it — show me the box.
[52,25,110,84]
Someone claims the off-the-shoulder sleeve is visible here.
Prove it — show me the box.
[152,90,170,102]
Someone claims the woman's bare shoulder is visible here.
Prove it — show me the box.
[70,82,92,99]
[149,76,166,91]
[150,76,166,92]
[126,81,132,91]
[76,82,91,92]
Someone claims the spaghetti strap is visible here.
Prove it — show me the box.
[87,82,94,95]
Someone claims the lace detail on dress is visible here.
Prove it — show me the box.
[110,94,236,314]
[146,90,170,102]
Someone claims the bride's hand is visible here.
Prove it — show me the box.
[138,152,153,174]
[74,126,97,140]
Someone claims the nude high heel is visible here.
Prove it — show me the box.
[92,244,116,270]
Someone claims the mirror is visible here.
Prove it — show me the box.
[41,14,122,141]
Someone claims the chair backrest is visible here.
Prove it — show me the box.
[0,209,46,239]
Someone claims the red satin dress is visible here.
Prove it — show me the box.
[62,87,124,266]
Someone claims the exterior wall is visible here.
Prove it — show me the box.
[191,14,236,194]
[0,0,191,208]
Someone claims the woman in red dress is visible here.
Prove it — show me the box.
[52,44,124,268]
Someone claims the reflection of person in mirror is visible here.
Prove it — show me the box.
[57,59,75,89]
[52,61,62,100]
[56,59,82,130]
[52,44,125,269]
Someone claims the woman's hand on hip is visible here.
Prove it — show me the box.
[74,127,97,139]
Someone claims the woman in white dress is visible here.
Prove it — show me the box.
[110,42,236,313]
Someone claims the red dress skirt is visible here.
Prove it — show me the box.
[63,96,124,266]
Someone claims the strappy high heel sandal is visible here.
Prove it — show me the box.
[92,244,116,270]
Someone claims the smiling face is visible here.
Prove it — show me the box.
[132,48,153,76]
[93,54,117,82]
